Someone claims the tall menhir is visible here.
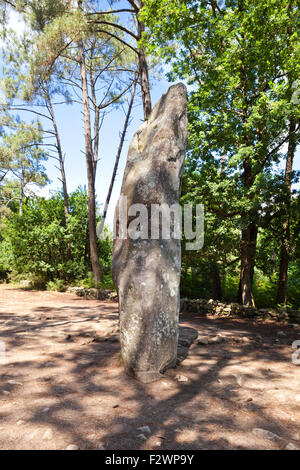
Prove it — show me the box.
[112,83,188,383]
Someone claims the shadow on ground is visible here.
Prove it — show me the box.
[0,285,299,450]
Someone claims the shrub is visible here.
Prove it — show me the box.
[46,279,66,292]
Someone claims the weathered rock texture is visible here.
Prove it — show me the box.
[112,83,188,383]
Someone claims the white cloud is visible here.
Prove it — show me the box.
[24,183,51,198]
[8,10,26,36]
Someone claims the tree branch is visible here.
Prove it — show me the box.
[6,106,52,121]
[127,0,139,13]
[99,79,135,109]
[90,20,139,41]
[93,29,138,54]
[87,9,135,16]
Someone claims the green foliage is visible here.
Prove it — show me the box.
[77,272,114,290]
[46,278,66,292]
[0,238,12,272]
[143,0,300,308]
[181,264,299,310]
[0,187,113,285]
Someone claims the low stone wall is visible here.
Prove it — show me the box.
[180,298,300,324]
[67,287,118,302]
[66,288,299,324]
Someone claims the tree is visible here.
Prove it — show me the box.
[2,0,140,282]
[1,188,90,282]
[0,120,48,215]
[0,26,72,223]
[2,0,155,282]
[276,116,299,305]
[276,1,300,305]
[87,0,152,119]
[142,0,300,306]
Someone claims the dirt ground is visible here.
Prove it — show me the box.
[0,284,299,450]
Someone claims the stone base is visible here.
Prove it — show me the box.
[125,355,178,383]
[128,369,164,384]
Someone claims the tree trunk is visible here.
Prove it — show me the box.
[78,35,102,284]
[47,95,69,223]
[238,28,258,306]
[90,73,99,180]
[136,2,152,120]
[47,93,71,260]
[138,49,151,120]
[238,154,258,307]
[97,77,137,237]
[19,164,24,216]
[276,118,296,305]
[240,222,257,306]
[210,261,222,300]
[276,239,290,305]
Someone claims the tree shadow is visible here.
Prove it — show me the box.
[0,285,299,450]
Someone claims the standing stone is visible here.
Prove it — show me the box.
[112,83,188,383]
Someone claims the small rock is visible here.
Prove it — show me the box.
[197,337,209,345]
[42,407,50,413]
[42,428,53,440]
[66,444,79,450]
[98,444,106,450]
[65,334,72,341]
[137,426,151,435]
[241,336,251,343]
[44,362,54,367]
[161,381,170,388]
[277,331,286,337]
[107,337,118,343]
[233,374,244,387]
[17,420,24,426]
[291,433,300,441]
[8,380,22,386]
[210,335,224,344]
[252,428,282,442]
[175,374,188,382]
[3,391,10,396]
[137,434,147,441]
[285,443,299,450]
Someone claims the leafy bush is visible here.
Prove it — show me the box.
[46,279,66,292]
[0,187,113,285]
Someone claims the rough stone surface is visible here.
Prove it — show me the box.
[286,443,299,450]
[137,426,151,435]
[67,287,118,302]
[112,83,188,383]
[252,428,283,442]
[177,326,198,363]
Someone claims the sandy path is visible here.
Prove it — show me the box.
[0,285,299,450]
